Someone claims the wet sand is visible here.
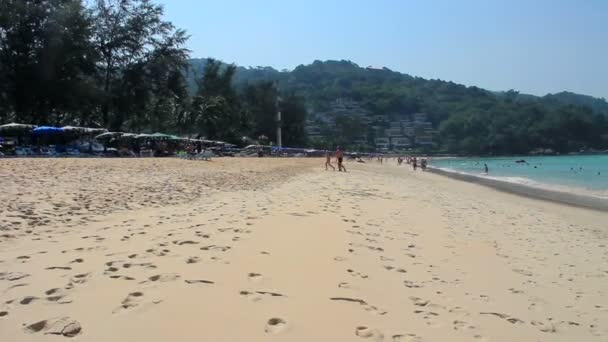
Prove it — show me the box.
[1,158,607,341]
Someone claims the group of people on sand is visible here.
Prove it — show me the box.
[325,150,432,173]
[397,156,427,171]
[325,147,347,172]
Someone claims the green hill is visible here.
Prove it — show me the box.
[186,59,608,154]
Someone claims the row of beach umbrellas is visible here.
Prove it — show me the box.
[0,123,107,136]
[95,131,235,146]
[0,122,236,147]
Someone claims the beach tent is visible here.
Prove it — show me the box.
[118,133,137,141]
[149,133,173,140]
[62,126,108,135]
[95,131,122,140]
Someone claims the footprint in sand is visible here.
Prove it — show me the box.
[240,290,285,302]
[142,273,181,284]
[24,317,82,337]
[355,326,384,341]
[45,288,72,304]
[347,269,369,279]
[403,280,422,289]
[186,256,200,264]
[113,291,145,313]
[19,296,39,305]
[480,312,525,324]
[330,297,387,315]
[453,320,476,331]
[393,334,423,342]
[265,318,287,334]
[200,245,231,252]
[45,266,72,271]
[68,272,91,285]
[248,272,263,281]
[185,279,214,285]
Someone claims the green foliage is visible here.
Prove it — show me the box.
[0,0,190,133]
[212,59,608,154]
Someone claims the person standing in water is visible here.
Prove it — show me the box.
[336,147,347,172]
[484,163,489,174]
[325,151,335,171]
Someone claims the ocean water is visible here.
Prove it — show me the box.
[430,155,608,197]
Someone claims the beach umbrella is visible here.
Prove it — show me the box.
[0,123,37,136]
[62,126,88,133]
[95,132,123,142]
[149,133,172,140]
[135,133,153,140]
[86,128,108,135]
[118,133,137,140]
[32,126,64,135]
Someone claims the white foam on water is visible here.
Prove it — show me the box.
[434,166,608,200]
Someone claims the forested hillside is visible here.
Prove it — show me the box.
[189,59,608,154]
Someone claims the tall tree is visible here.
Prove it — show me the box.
[0,0,95,124]
[190,59,240,141]
[91,0,189,130]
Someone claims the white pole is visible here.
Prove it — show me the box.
[275,82,282,147]
[277,109,282,147]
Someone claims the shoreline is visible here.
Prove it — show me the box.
[427,166,608,212]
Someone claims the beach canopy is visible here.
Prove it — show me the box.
[168,135,186,141]
[32,126,64,135]
[0,123,37,136]
[62,126,108,135]
[95,131,123,141]
[135,133,173,140]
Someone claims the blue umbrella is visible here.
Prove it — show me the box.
[32,126,64,135]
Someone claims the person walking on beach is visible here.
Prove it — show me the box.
[412,157,417,171]
[325,151,335,171]
[336,147,347,172]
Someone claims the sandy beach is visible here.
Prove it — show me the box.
[1,158,606,341]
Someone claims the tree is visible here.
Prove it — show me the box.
[190,59,240,141]
[0,0,96,124]
[280,95,308,146]
[91,0,189,130]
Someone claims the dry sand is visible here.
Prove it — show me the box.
[0,158,606,341]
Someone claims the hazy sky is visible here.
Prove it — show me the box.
[159,0,608,99]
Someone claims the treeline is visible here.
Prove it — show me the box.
[0,0,307,145]
[219,60,608,154]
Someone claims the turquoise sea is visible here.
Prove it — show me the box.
[430,155,608,197]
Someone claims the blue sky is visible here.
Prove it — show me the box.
[159,0,608,99]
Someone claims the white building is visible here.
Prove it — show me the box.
[391,137,411,149]
[375,137,390,150]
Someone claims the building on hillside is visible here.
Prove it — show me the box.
[353,136,368,145]
[386,127,402,137]
[415,135,434,146]
[403,127,415,137]
[375,137,390,150]
[414,121,433,130]
[373,115,389,123]
[413,112,428,123]
[391,137,411,150]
